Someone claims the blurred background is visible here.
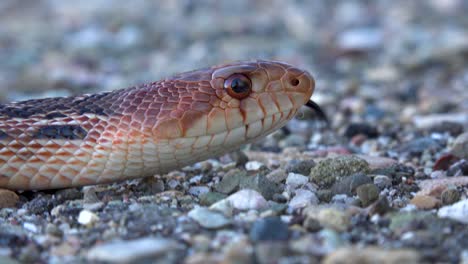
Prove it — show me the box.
[0,0,466,126]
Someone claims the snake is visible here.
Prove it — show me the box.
[0,60,325,190]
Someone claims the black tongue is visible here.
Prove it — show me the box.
[305,100,329,124]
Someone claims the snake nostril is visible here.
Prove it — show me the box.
[290,78,300,86]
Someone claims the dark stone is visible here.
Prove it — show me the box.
[428,121,464,136]
[330,173,372,196]
[34,125,87,140]
[344,123,379,138]
[285,159,316,175]
[249,217,289,242]
[239,174,282,200]
[356,184,380,206]
[199,192,227,206]
[215,169,245,194]
[447,159,468,176]
[395,137,443,157]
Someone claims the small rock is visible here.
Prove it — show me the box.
[428,121,464,136]
[285,173,309,188]
[199,192,227,206]
[310,155,370,187]
[83,187,100,204]
[215,169,245,194]
[331,173,372,196]
[304,207,350,232]
[87,238,183,263]
[396,137,443,157]
[355,155,398,170]
[323,246,420,264]
[441,188,460,205]
[368,196,392,215]
[438,199,468,224]
[255,242,289,263]
[356,184,380,207]
[417,176,468,196]
[433,154,460,171]
[285,159,316,175]
[410,195,441,210]
[249,217,289,242]
[288,189,319,211]
[303,217,322,232]
[344,123,379,138]
[0,189,19,208]
[78,210,99,226]
[413,114,467,131]
[212,189,268,211]
[245,161,264,171]
[373,175,392,189]
[188,186,209,197]
[229,150,249,167]
[188,207,231,229]
[265,168,288,183]
[239,174,281,200]
[451,132,468,159]
[447,159,468,176]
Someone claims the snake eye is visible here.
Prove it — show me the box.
[224,74,252,100]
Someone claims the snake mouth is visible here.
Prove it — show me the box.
[305,100,328,123]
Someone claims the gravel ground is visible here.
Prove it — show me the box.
[0,1,467,263]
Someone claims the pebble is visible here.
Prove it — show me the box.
[285,159,316,175]
[417,176,468,196]
[188,207,231,229]
[396,137,443,157]
[438,199,468,224]
[0,189,19,208]
[255,242,289,263]
[440,188,460,205]
[77,210,99,226]
[410,195,441,210]
[288,189,319,211]
[433,154,460,171]
[413,113,468,131]
[355,155,398,170]
[212,189,268,211]
[265,168,288,183]
[215,169,244,194]
[451,132,468,159]
[373,175,392,189]
[285,173,309,188]
[323,246,420,264]
[304,207,350,232]
[310,155,370,187]
[344,123,379,139]
[199,192,227,206]
[331,173,372,196]
[245,161,265,171]
[87,237,183,263]
[239,174,281,200]
[356,184,380,207]
[249,217,289,242]
[447,160,468,176]
[188,186,210,197]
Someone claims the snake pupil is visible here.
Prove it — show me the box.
[224,74,252,99]
[231,79,248,93]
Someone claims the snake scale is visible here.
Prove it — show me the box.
[0,60,323,190]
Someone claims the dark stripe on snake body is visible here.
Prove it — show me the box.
[33,125,88,140]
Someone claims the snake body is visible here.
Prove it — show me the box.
[0,60,315,190]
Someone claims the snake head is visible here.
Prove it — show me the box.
[151,60,315,147]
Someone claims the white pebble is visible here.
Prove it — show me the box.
[78,210,99,226]
[438,199,468,224]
